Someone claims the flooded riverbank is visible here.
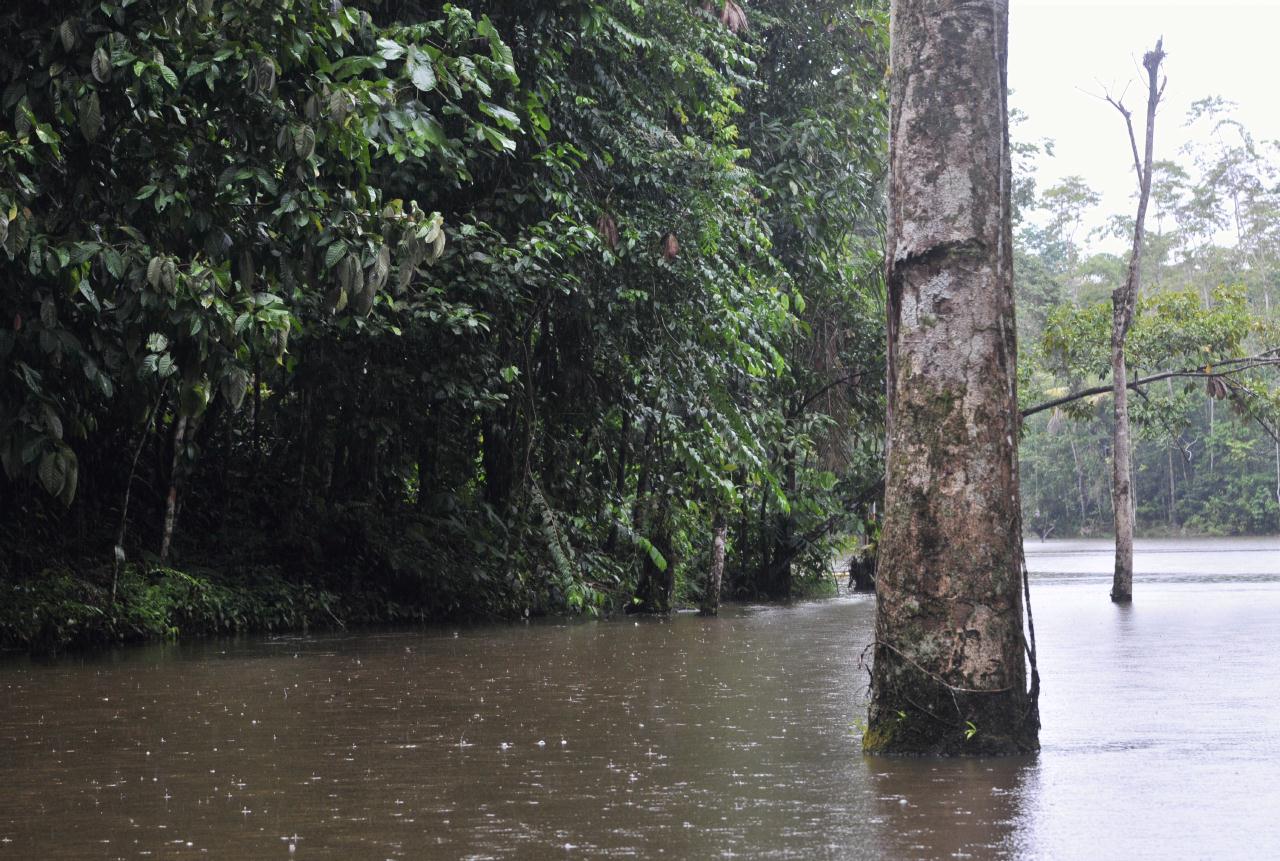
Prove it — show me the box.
[3,538,1278,859]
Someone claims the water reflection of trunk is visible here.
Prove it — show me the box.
[867,759,1029,860]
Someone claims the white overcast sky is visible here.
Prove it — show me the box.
[1008,0,1280,244]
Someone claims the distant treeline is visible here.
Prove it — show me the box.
[1014,100,1280,537]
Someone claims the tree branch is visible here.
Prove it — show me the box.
[1021,353,1280,418]
[1105,94,1143,192]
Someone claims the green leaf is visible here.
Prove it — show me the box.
[478,124,515,154]
[479,101,520,131]
[156,63,179,90]
[407,48,436,91]
[102,247,124,279]
[376,38,404,61]
[324,242,346,270]
[77,279,100,311]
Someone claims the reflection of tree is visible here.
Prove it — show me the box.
[867,758,1030,859]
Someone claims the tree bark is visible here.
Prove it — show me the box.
[700,513,727,616]
[866,0,1037,756]
[1107,40,1165,604]
[113,382,168,597]
[159,413,189,563]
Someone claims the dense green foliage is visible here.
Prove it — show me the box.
[0,0,889,646]
[1016,101,1280,537]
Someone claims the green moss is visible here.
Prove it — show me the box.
[0,565,347,652]
[861,718,900,754]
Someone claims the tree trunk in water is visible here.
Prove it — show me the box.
[159,414,189,563]
[1107,40,1164,604]
[866,0,1038,756]
[700,514,727,616]
[848,553,876,593]
[1110,350,1136,600]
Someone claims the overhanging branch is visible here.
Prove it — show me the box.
[1021,351,1280,418]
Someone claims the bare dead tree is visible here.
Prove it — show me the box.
[1103,38,1166,604]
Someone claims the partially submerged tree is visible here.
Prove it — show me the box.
[1014,99,1280,541]
[865,0,1038,756]
[1104,39,1166,603]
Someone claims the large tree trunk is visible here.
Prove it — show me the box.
[865,0,1038,756]
[1107,40,1164,603]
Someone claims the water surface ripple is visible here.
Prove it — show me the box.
[2,537,1278,859]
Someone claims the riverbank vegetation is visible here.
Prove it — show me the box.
[1,0,889,647]
[5,1,1279,652]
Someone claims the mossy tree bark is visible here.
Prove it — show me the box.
[865,0,1038,756]
[700,513,727,616]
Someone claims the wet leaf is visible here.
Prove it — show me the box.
[147,256,164,289]
[79,92,101,142]
[294,124,315,160]
[407,48,436,91]
[38,450,65,498]
[91,46,111,83]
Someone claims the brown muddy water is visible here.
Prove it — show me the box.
[2,538,1279,859]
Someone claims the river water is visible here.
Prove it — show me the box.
[2,538,1278,859]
